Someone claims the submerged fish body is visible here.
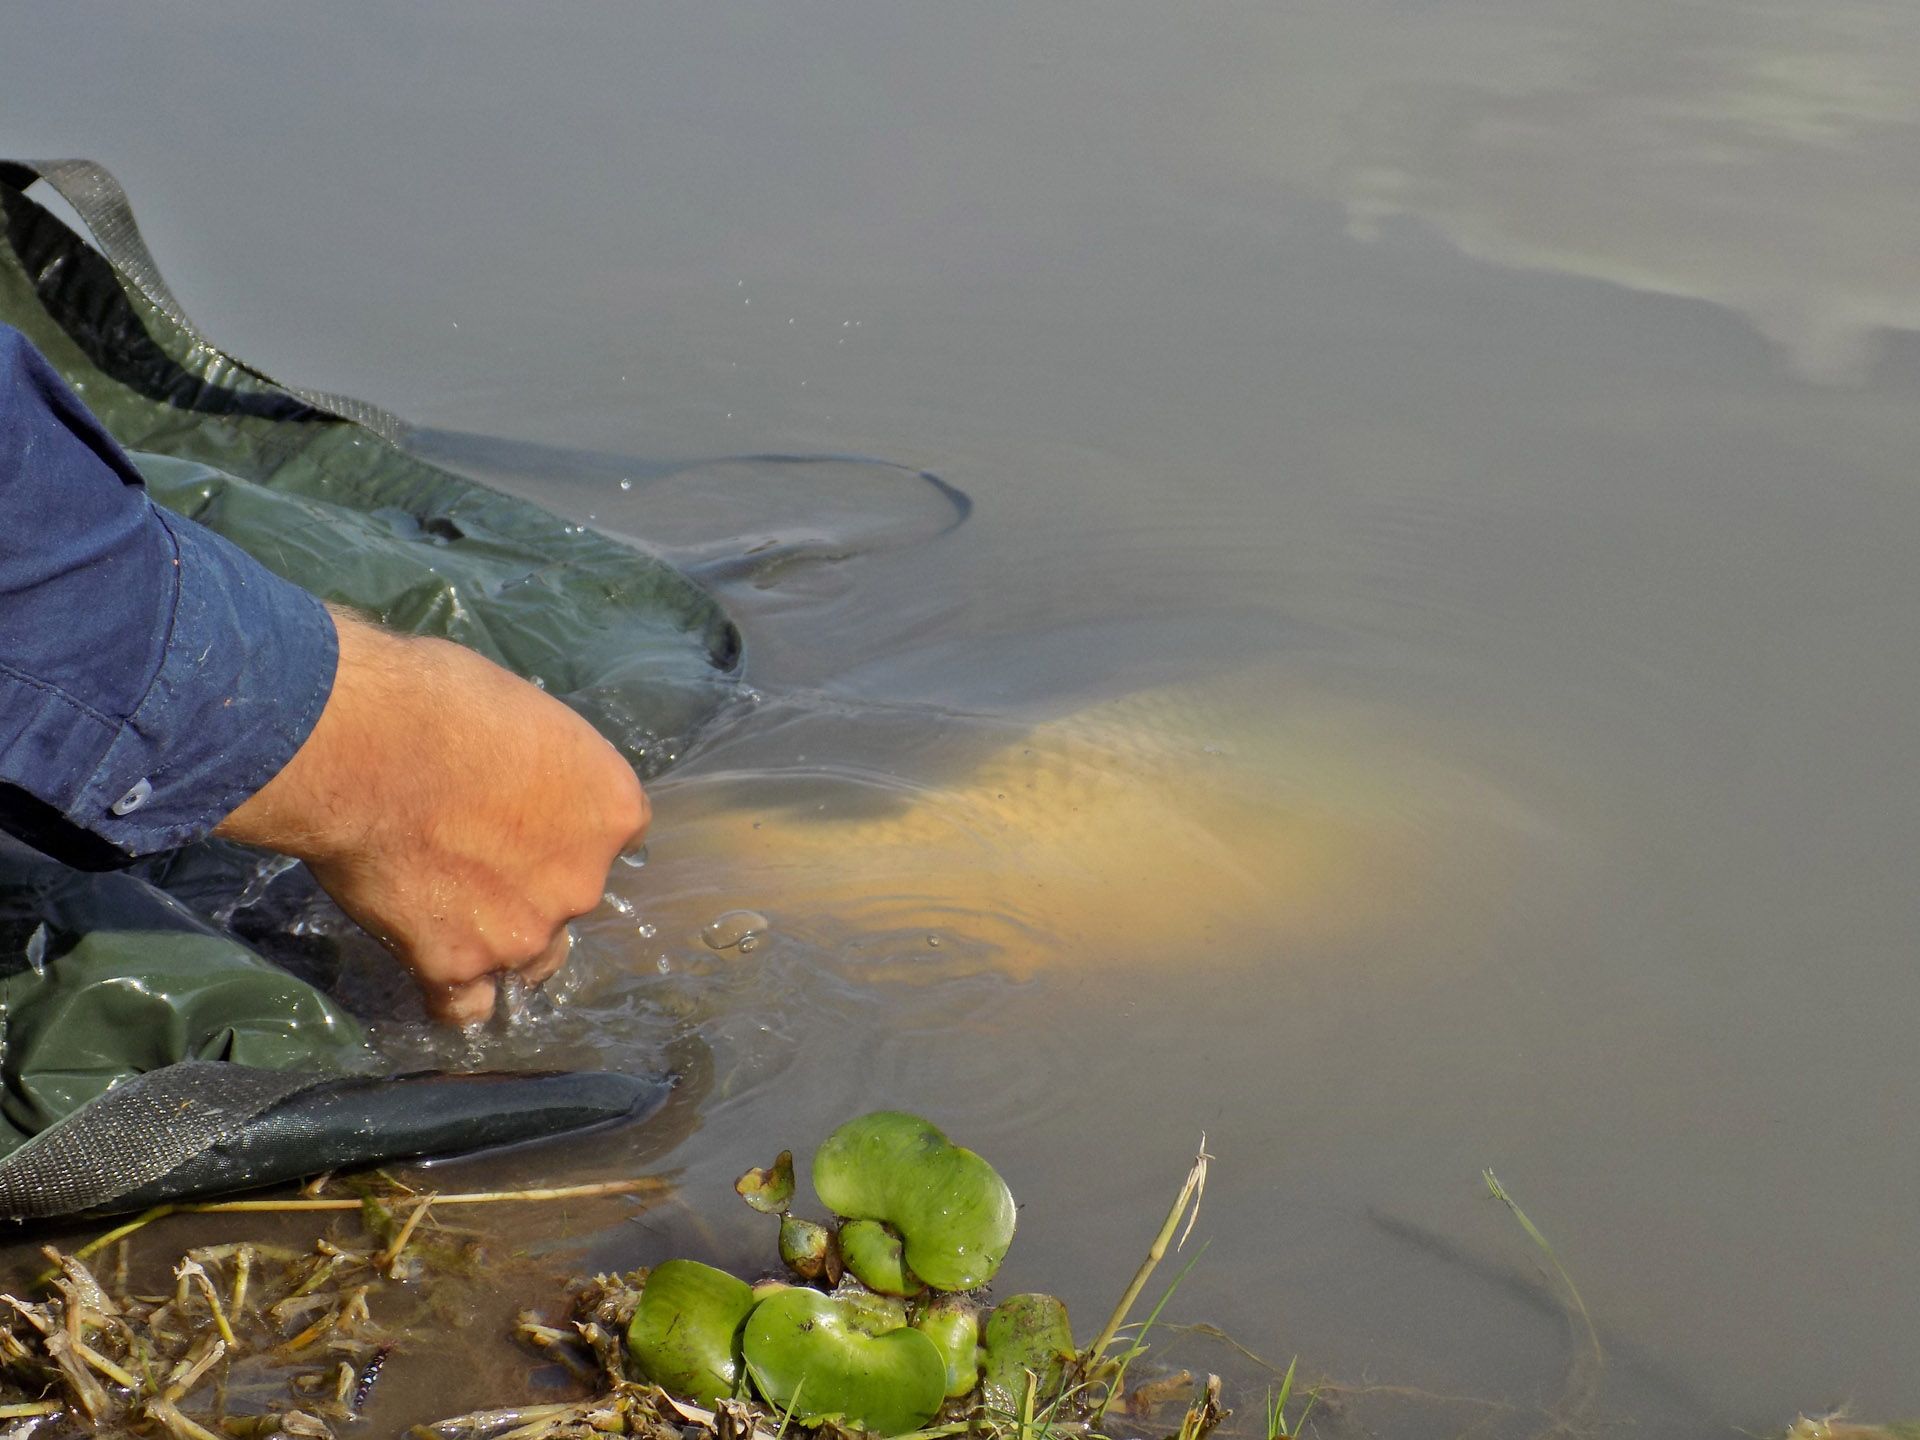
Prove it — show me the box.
[634,669,1539,976]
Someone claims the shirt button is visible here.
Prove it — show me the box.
[111,778,154,816]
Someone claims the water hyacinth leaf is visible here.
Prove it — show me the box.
[736,1149,796,1214]
[778,1215,835,1282]
[980,1293,1074,1415]
[838,1218,920,1296]
[625,1259,757,1406]
[913,1294,982,1399]
[742,1287,947,1436]
[811,1111,1016,1291]
[834,1288,910,1333]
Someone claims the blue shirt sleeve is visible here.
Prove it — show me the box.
[0,323,337,863]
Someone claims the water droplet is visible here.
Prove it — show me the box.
[619,479,633,492]
[702,909,770,953]
[927,935,941,948]
[619,845,649,869]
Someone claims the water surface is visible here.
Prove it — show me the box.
[9,3,1920,1431]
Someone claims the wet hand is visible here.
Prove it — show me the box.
[215,607,648,1023]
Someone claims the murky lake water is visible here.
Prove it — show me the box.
[12,2,1920,1431]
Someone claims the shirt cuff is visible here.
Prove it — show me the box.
[68,506,339,857]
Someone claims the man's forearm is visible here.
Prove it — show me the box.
[1,322,646,1020]
[0,323,335,866]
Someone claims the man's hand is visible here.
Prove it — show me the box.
[215,607,648,1024]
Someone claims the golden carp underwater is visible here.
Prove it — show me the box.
[628,667,1544,979]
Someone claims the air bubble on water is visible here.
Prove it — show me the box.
[927,935,941,948]
[636,922,657,939]
[702,909,770,953]
[619,479,633,491]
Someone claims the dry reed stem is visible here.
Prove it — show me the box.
[1081,1135,1211,1375]
[57,1174,669,1277]
[161,1335,227,1403]
[72,1332,139,1388]
[230,1243,254,1312]
[174,1258,237,1347]
[144,1393,229,1440]
[379,1195,435,1278]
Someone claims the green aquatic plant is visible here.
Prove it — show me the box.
[1262,1357,1316,1440]
[778,1214,837,1283]
[625,1259,758,1406]
[979,1293,1076,1415]
[741,1286,949,1435]
[838,1217,921,1296]
[912,1294,982,1400]
[812,1111,1016,1292]
[1092,1245,1206,1423]
[613,1114,1214,1438]
[737,1149,797,1214]
[1082,1139,1208,1378]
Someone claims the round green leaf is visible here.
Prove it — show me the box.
[979,1293,1074,1415]
[812,1112,1016,1291]
[625,1259,757,1406]
[913,1295,982,1399]
[742,1287,947,1436]
[839,1219,921,1296]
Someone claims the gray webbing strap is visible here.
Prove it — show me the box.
[0,158,405,442]
[0,1062,324,1218]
